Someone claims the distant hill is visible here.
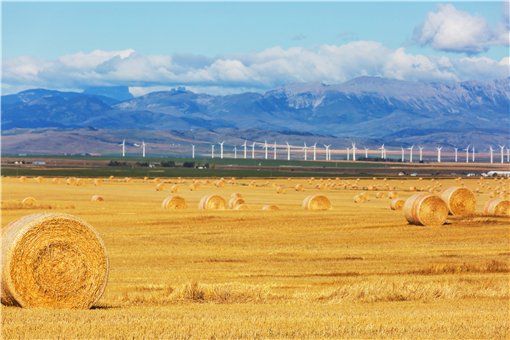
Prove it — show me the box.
[83,86,134,102]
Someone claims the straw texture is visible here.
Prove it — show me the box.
[76,179,85,187]
[302,195,332,210]
[162,196,187,209]
[390,199,405,210]
[91,195,103,202]
[439,187,476,216]
[52,178,60,185]
[94,179,102,187]
[1,213,109,309]
[276,186,286,194]
[171,185,181,193]
[22,197,37,206]
[262,205,279,210]
[19,176,28,183]
[295,184,304,191]
[388,191,398,199]
[198,195,226,210]
[231,193,242,199]
[156,183,166,192]
[404,193,448,226]
[234,204,250,210]
[35,177,44,184]
[229,198,245,209]
[483,199,510,216]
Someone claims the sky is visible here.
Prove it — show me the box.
[2,1,509,96]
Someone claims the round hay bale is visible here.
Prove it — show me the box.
[189,183,199,191]
[483,199,510,216]
[229,198,245,209]
[490,191,498,199]
[429,188,436,194]
[231,192,243,199]
[156,183,166,191]
[162,196,187,209]
[109,176,114,180]
[234,204,250,210]
[125,178,134,183]
[276,186,286,194]
[19,176,28,183]
[295,184,304,192]
[76,179,85,187]
[171,185,181,193]
[94,179,102,187]
[67,178,76,186]
[354,194,364,203]
[143,177,148,181]
[52,178,60,185]
[0,213,109,309]
[404,193,448,226]
[438,187,476,216]
[216,180,226,188]
[390,199,405,210]
[302,195,332,210]
[409,186,416,192]
[272,183,279,188]
[360,192,369,201]
[317,183,326,190]
[388,191,398,199]
[35,176,44,184]
[375,192,386,199]
[262,205,279,210]
[500,193,509,200]
[248,183,256,188]
[287,178,292,181]
[154,178,162,184]
[198,195,226,210]
[22,197,37,206]
[91,195,104,202]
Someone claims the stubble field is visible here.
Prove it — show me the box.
[1,175,509,339]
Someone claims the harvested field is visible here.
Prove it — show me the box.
[0,176,508,339]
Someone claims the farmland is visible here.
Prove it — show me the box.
[1,174,509,339]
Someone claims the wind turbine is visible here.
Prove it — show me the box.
[364,146,369,159]
[436,146,443,163]
[351,142,356,161]
[408,145,414,163]
[472,146,475,162]
[465,145,470,163]
[454,148,458,162]
[303,142,310,160]
[286,142,291,160]
[211,144,215,159]
[272,141,277,160]
[418,146,424,162]
[507,148,509,163]
[119,139,125,157]
[379,144,385,160]
[242,140,247,159]
[141,141,146,157]
[218,141,225,159]
[401,147,405,162]
[251,142,256,159]
[262,140,269,160]
[313,142,317,161]
[192,144,195,159]
[346,147,350,161]
[233,145,237,159]
[499,145,505,163]
[324,144,331,160]
[489,146,493,163]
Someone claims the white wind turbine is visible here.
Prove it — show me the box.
[401,147,405,162]
[351,142,356,161]
[303,142,310,160]
[251,142,256,159]
[191,144,195,159]
[218,141,225,159]
[379,144,385,159]
[242,140,247,159]
[489,146,494,163]
[436,146,443,163]
[324,144,331,160]
[364,146,369,159]
[499,145,505,163]
[211,144,215,159]
[418,146,424,162]
[119,139,126,157]
[233,145,237,159]
[286,141,291,160]
[262,140,269,160]
[465,145,470,163]
[454,148,458,162]
[408,145,414,163]
[272,141,277,160]
[313,142,317,161]
[346,147,350,161]
[141,141,146,157]
[472,146,475,162]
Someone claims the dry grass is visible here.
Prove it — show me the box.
[1,176,509,339]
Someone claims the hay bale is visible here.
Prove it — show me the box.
[154,178,162,184]
[388,191,398,199]
[234,204,250,210]
[295,184,304,192]
[67,178,76,186]
[229,198,245,209]
[403,193,448,226]
[216,180,226,188]
[190,183,199,191]
[0,213,109,309]
[19,176,28,183]
[262,205,279,210]
[198,195,226,210]
[375,192,386,199]
[231,192,243,199]
[109,176,114,180]
[317,183,326,190]
[483,199,510,216]
[125,178,134,183]
[429,188,436,194]
[360,192,369,201]
[91,195,104,202]
[52,178,60,185]
[409,186,416,192]
[248,183,256,188]
[22,197,37,206]
[438,187,476,216]
[288,178,292,181]
[35,176,44,184]
[144,177,148,181]
[302,195,332,210]
[272,183,279,188]
[390,199,405,210]
[171,185,181,193]
[156,183,166,191]
[76,179,85,187]
[94,179,102,187]
[276,186,286,194]
[162,196,187,209]
[353,194,364,203]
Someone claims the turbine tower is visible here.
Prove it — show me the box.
[272,141,277,160]
[418,146,424,162]
[141,141,146,157]
[472,146,475,162]
[251,142,256,159]
[351,142,356,161]
[465,145,470,163]
[192,144,195,159]
[499,145,505,163]
[408,145,414,163]
[242,140,247,159]
[313,142,317,161]
[324,145,331,161]
[219,141,225,159]
[507,148,509,163]
[364,146,369,159]
[379,144,385,160]
[119,139,125,157]
[303,142,310,160]
[262,140,268,160]
[436,146,443,163]
[211,144,215,159]
[454,148,458,162]
[401,147,405,162]
[286,141,291,161]
[489,146,493,163]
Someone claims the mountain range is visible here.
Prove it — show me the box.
[1,77,509,152]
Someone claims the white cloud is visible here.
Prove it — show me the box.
[2,42,509,96]
[412,3,509,54]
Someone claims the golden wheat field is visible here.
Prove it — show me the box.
[1,175,509,339]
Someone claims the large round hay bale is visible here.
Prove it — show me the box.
[483,199,510,216]
[171,185,180,193]
[388,191,398,199]
[295,184,304,191]
[404,193,448,226]
[154,178,162,184]
[66,178,76,185]
[76,179,85,187]
[22,197,37,206]
[198,195,226,210]
[375,192,386,199]
[52,178,60,185]
[262,205,279,210]
[91,195,104,202]
[1,213,109,309]
[231,192,243,199]
[162,196,187,209]
[190,183,199,191]
[438,187,476,216]
[390,199,405,210]
[354,195,364,203]
[94,179,102,187]
[34,176,44,184]
[302,195,332,210]
[276,186,286,194]
[156,183,166,191]
[19,176,28,183]
[216,180,226,188]
[234,204,250,210]
[229,198,245,209]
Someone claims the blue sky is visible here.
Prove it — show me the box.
[2,1,509,96]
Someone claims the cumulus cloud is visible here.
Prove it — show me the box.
[2,42,509,96]
[292,34,306,41]
[412,3,509,54]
